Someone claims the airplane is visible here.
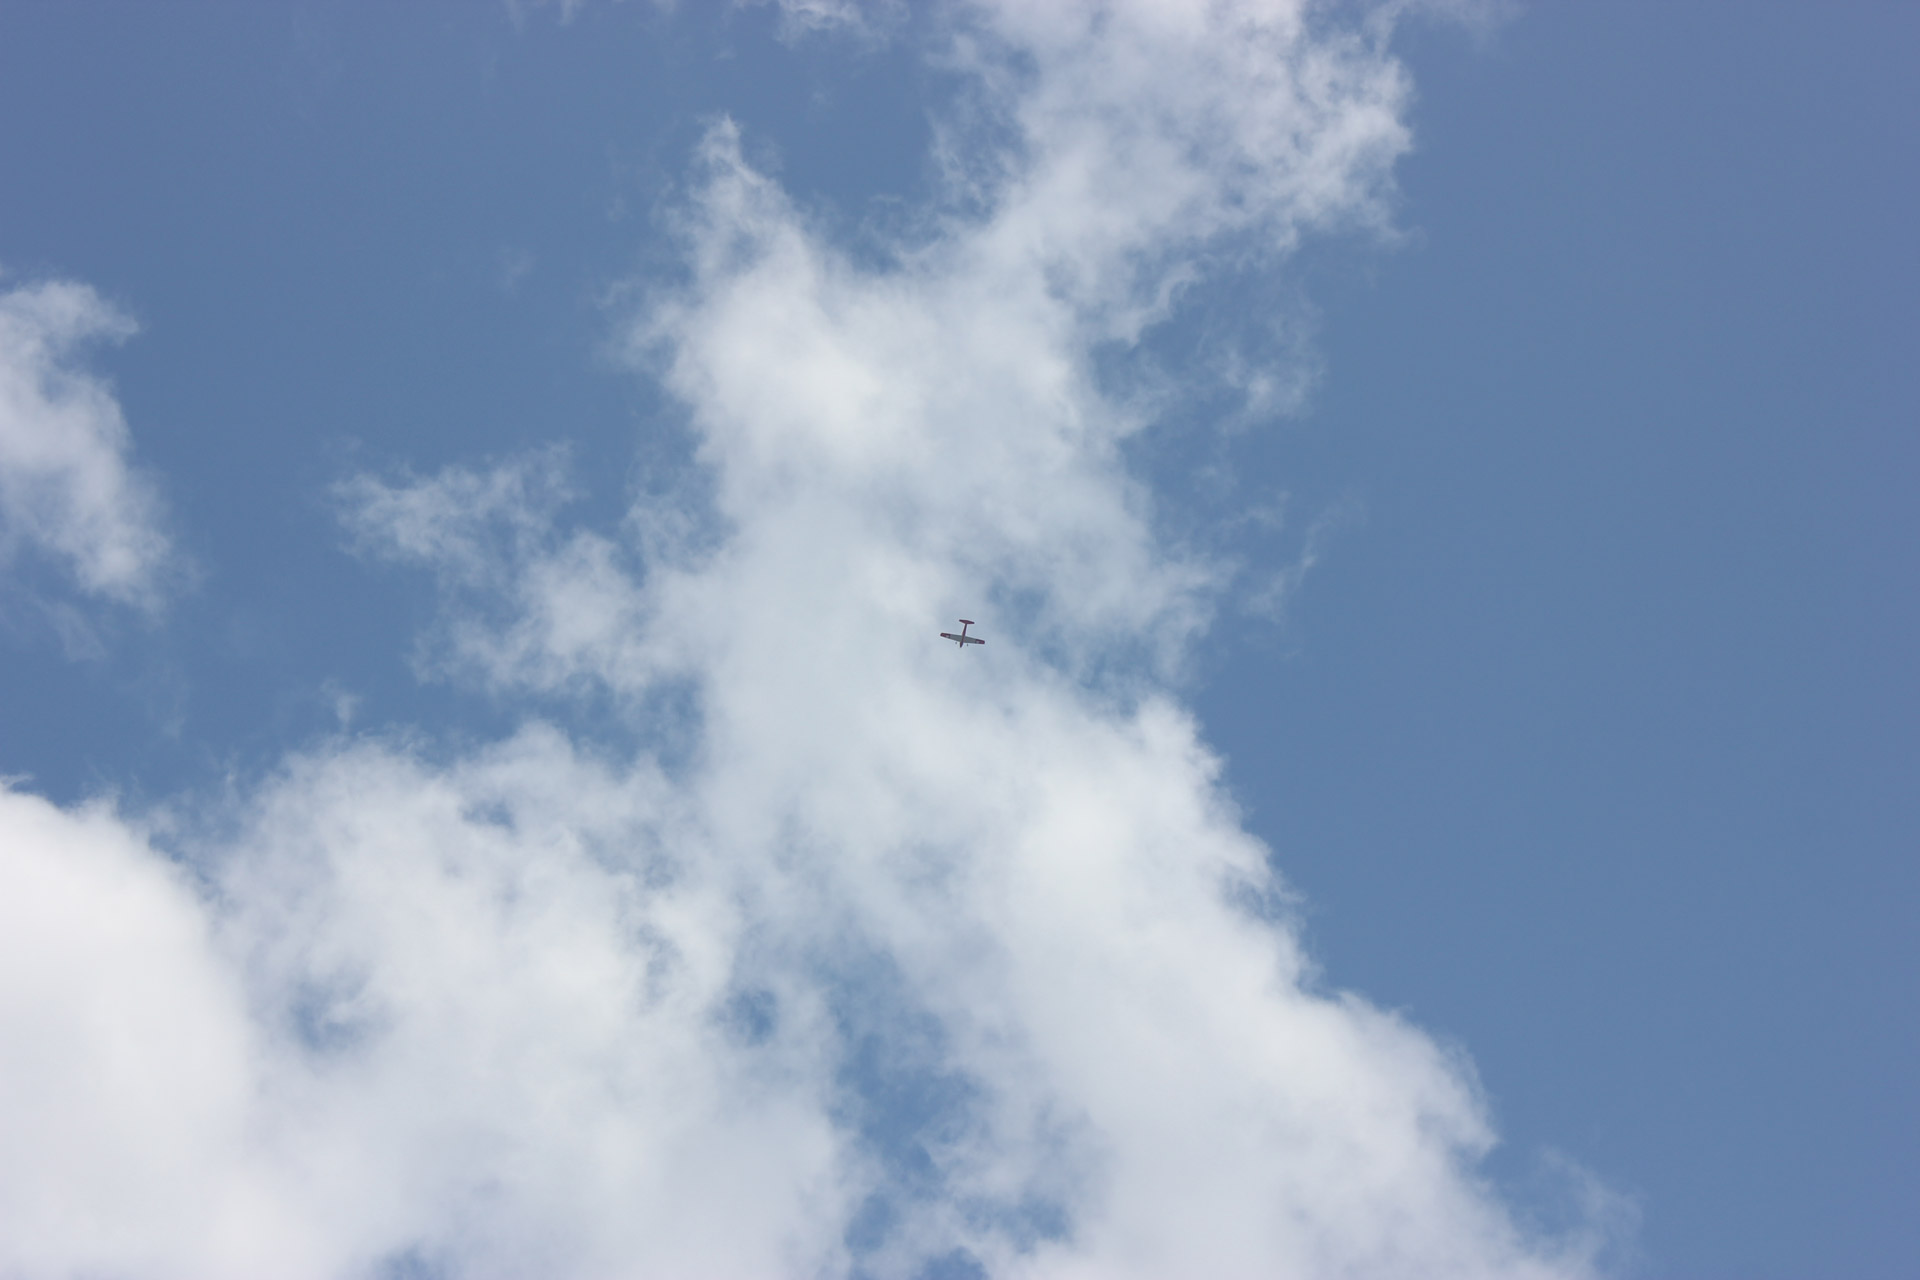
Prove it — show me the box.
[939,619,986,649]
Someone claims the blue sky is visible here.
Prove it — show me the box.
[1,3,1914,1278]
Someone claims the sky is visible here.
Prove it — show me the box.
[1,3,1915,1279]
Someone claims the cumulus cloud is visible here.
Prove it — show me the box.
[1,2,1619,1277]
[0,278,174,610]
[0,788,266,1277]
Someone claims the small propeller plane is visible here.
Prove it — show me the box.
[939,619,986,649]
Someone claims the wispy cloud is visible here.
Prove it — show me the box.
[0,3,1619,1277]
[0,279,176,614]
[764,0,907,44]
[338,450,658,696]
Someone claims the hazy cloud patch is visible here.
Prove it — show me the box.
[0,278,176,614]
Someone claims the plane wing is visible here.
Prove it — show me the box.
[939,633,986,645]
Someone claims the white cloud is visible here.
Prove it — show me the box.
[1,2,1622,1277]
[337,451,659,696]
[0,279,175,610]
[0,736,846,1280]
[0,788,275,1278]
